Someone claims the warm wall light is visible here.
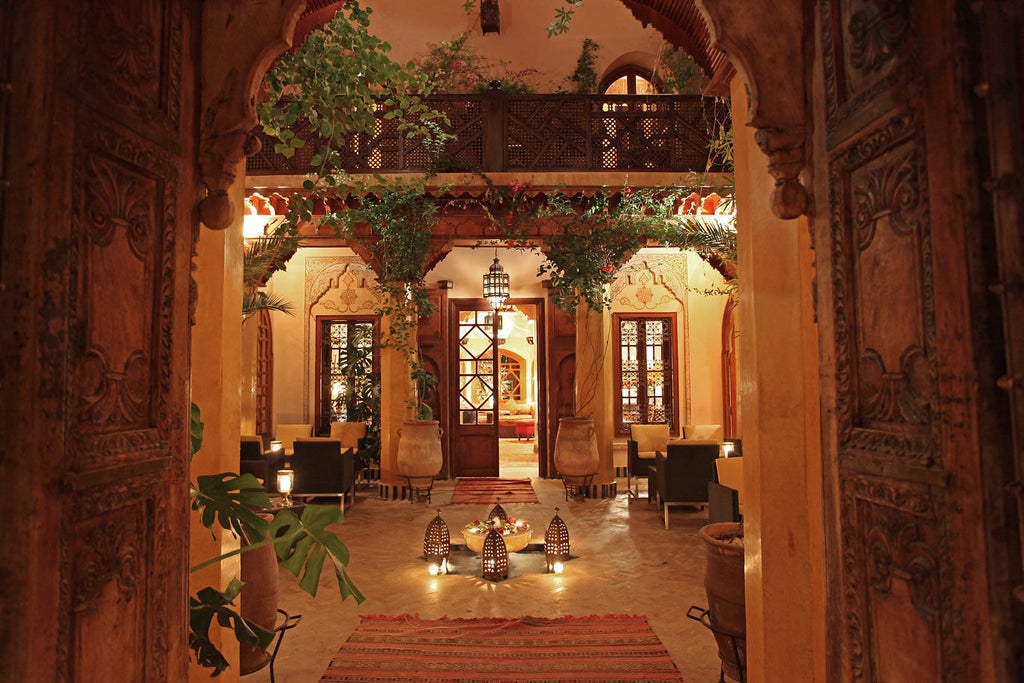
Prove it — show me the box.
[276,468,294,507]
[482,249,510,310]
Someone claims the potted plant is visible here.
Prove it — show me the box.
[187,404,364,675]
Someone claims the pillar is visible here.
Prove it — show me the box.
[575,303,618,498]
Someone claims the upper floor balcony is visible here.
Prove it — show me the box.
[247,92,731,178]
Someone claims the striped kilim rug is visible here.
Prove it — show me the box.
[449,477,538,504]
[318,614,684,682]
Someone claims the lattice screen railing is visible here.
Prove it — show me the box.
[247,94,729,175]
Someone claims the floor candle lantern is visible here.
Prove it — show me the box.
[545,508,570,573]
[423,509,450,575]
[488,499,508,525]
[481,526,509,581]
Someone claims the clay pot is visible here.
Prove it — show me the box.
[699,522,745,682]
[396,420,442,487]
[552,417,599,486]
[239,533,279,674]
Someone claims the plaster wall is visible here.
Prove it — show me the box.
[359,0,667,92]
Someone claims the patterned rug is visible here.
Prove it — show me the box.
[449,477,538,504]
[318,614,684,682]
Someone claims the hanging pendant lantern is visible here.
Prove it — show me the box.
[483,249,510,310]
[481,526,509,581]
[423,509,451,574]
[545,507,571,573]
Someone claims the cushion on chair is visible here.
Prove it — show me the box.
[329,421,367,450]
[630,424,670,460]
[715,456,744,509]
[683,424,724,442]
[275,423,312,454]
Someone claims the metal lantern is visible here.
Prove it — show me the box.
[423,509,450,574]
[488,500,508,525]
[545,508,570,573]
[481,527,509,581]
[482,250,510,310]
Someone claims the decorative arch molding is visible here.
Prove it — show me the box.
[198,1,306,230]
[302,256,381,422]
[611,252,690,307]
[693,0,809,219]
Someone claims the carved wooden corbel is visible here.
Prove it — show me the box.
[697,0,810,220]
[198,0,305,230]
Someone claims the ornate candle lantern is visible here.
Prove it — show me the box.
[545,508,570,573]
[423,509,450,575]
[481,526,509,581]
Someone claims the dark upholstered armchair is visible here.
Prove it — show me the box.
[627,423,671,498]
[653,440,720,528]
[239,435,283,491]
[291,438,357,512]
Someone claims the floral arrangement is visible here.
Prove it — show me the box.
[465,516,529,536]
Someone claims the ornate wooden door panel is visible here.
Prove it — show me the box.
[819,1,1008,680]
[2,2,197,680]
[450,302,500,477]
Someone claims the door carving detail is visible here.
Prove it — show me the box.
[829,108,937,468]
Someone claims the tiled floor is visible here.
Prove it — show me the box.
[245,467,726,682]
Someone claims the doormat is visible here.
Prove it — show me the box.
[318,614,684,682]
[449,477,538,504]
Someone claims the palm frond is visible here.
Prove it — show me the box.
[243,290,295,317]
[667,214,737,265]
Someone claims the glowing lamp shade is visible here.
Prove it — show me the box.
[276,468,294,507]
[544,508,571,573]
[481,527,509,581]
[423,510,451,574]
[482,250,510,310]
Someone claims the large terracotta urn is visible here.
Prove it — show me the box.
[699,522,745,682]
[552,417,599,491]
[396,419,443,489]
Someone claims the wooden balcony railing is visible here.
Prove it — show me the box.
[247,93,731,176]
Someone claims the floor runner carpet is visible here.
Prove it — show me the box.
[449,477,538,504]
[319,614,684,682]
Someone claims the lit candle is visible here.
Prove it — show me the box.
[428,563,440,576]
[722,442,735,457]
[270,440,283,453]
[553,562,564,574]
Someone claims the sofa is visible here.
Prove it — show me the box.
[498,399,535,438]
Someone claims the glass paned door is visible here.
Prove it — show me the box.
[451,305,499,476]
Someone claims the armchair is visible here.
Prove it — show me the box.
[709,456,744,523]
[275,423,312,455]
[290,438,356,512]
[239,436,270,490]
[653,440,720,528]
[627,423,671,498]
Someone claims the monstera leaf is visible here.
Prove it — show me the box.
[188,578,275,675]
[270,505,366,602]
[191,472,271,546]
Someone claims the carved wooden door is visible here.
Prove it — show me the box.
[1,2,198,680]
[817,1,1019,680]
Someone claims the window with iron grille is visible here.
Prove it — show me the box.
[615,315,675,436]
[317,318,377,435]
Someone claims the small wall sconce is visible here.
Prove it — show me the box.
[424,509,451,575]
[276,468,294,507]
[270,440,283,453]
[481,527,509,581]
[545,508,570,573]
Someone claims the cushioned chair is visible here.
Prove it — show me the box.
[291,438,356,512]
[682,423,724,442]
[239,435,270,490]
[275,423,312,455]
[653,440,720,528]
[627,423,671,498]
[710,456,744,522]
